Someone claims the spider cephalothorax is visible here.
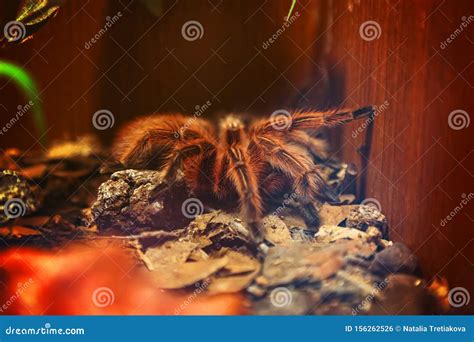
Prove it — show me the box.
[113,106,374,243]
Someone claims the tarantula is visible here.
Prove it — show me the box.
[113,106,374,243]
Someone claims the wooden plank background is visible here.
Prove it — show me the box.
[0,0,472,312]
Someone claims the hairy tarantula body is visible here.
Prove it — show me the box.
[113,106,374,243]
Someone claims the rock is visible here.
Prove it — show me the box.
[288,227,315,242]
[312,267,383,315]
[315,225,372,244]
[186,211,295,252]
[187,211,252,251]
[144,240,199,266]
[346,205,388,237]
[212,249,260,275]
[367,274,443,314]
[246,284,266,298]
[261,240,376,287]
[208,271,259,294]
[366,225,383,240]
[369,242,419,276]
[149,257,229,289]
[318,204,358,226]
[0,170,39,224]
[262,243,340,286]
[261,215,292,245]
[91,169,192,232]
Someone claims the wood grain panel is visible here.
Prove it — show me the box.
[324,0,473,313]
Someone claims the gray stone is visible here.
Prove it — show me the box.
[91,169,192,232]
[346,205,388,237]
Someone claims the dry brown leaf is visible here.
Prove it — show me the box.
[13,216,50,227]
[219,250,260,275]
[208,270,259,294]
[187,248,209,261]
[315,225,371,243]
[144,240,199,266]
[262,215,292,245]
[20,164,48,179]
[318,204,358,226]
[262,240,375,286]
[0,226,41,237]
[150,257,228,289]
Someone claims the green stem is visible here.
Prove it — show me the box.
[286,0,297,20]
[0,61,47,144]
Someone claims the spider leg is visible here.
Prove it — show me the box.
[113,114,188,169]
[253,133,336,228]
[258,106,374,133]
[290,106,374,130]
[114,114,218,199]
[162,138,216,185]
[284,130,329,161]
[215,116,265,243]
